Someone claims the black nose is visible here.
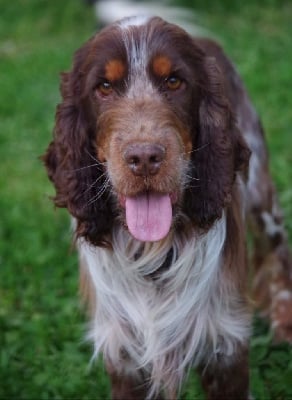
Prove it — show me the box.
[124,143,165,176]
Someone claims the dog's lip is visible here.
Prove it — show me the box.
[118,191,178,207]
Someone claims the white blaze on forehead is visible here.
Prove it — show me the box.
[119,17,150,70]
[118,18,155,98]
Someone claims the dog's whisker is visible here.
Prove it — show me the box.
[186,174,200,181]
[85,148,99,162]
[70,163,100,172]
[85,149,107,169]
[187,142,211,155]
[86,179,110,207]
[82,172,109,195]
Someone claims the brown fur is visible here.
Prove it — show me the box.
[42,16,292,399]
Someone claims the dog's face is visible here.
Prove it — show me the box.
[91,18,201,241]
[43,17,249,245]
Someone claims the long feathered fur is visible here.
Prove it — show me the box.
[79,212,250,397]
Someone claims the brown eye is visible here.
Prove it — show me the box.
[96,80,113,96]
[165,75,182,91]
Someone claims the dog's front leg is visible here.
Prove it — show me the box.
[106,363,165,400]
[198,345,250,400]
[107,366,147,400]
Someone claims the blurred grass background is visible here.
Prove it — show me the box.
[0,0,291,398]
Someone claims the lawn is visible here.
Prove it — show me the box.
[0,0,291,399]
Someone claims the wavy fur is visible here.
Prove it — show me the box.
[43,12,292,400]
[79,214,250,397]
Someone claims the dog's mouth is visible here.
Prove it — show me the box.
[119,191,177,242]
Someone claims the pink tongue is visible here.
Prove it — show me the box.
[125,192,172,242]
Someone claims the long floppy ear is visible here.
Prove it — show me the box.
[184,56,250,228]
[42,42,114,247]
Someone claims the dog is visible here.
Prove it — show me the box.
[43,13,292,400]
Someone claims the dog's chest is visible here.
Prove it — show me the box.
[78,218,249,376]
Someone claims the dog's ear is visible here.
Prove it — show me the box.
[42,41,114,247]
[184,57,250,228]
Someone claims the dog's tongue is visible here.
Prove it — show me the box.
[125,192,172,242]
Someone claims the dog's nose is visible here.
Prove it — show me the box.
[124,143,165,176]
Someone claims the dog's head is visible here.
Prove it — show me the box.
[43,16,249,246]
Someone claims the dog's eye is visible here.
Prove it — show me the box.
[165,75,182,91]
[96,80,113,96]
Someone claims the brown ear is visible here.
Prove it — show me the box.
[183,57,250,228]
[42,42,114,247]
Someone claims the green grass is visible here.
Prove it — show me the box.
[0,0,291,398]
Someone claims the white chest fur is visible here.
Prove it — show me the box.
[78,214,250,395]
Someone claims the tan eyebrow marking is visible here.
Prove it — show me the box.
[152,55,172,77]
[105,59,126,81]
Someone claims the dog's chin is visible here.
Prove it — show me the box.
[117,190,178,242]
